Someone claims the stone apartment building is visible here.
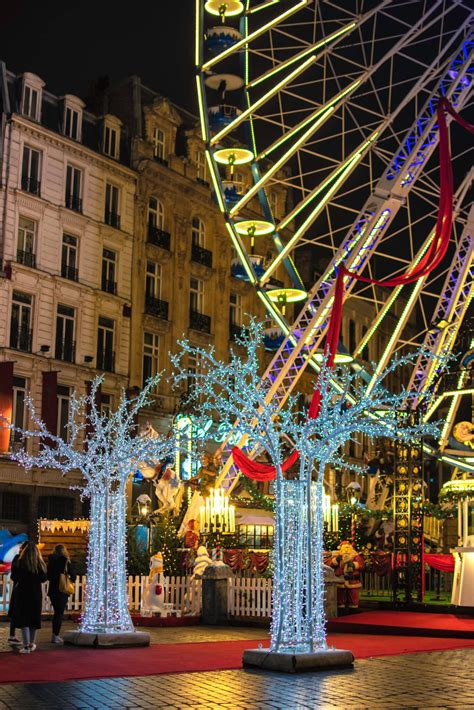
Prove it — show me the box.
[0,63,136,536]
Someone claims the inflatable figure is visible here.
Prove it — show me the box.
[0,530,28,574]
[141,552,167,615]
[327,540,364,609]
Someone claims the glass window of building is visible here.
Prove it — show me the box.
[10,291,32,352]
[57,385,71,441]
[64,105,81,140]
[143,332,159,388]
[146,261,162,299]
[148,197,164,229]
[152,127,166,161]
[191,217,205,248]
[55,304,75,362]
[17,216,36,268]
[190,277,204,313]
[229,292,242,325]
[101,248,117,294]
[104,183,120,228]
[97,316,115,372]
[22,84,40,120]
[103,124,119,159]
[21,146,41,195]
[61,233,78,281]
[11,376,27,451]
[196,150,207,182]
[65,164,82,211]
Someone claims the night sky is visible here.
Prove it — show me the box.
[1,1,195,111]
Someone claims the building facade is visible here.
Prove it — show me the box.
[0,64,136,536]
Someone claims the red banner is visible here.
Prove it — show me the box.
[0,362,14,453]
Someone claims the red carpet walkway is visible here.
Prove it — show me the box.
[328,611,474,638]
[1,634,474,684]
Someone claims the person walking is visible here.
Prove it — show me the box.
[10,542,47,654]
[47,544,76,644]
[7,540,28,646]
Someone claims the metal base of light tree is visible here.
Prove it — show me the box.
[63,630,150,648]
[242,648,354,673]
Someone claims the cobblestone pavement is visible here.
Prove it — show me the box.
[0,621,268,652]
[0,648,472,709]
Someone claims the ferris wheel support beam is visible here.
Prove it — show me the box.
[215,36,473,491]
[411,199,474,405]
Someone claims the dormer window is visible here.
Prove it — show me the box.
[196,150,207,183]
[61,95,85,142]
[152,127,166,162]
[102,115,122,160]
[20,73,44,121]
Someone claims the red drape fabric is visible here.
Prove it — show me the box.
[232,98,473,482]
[424,553,455,573]
[0,362,14,453]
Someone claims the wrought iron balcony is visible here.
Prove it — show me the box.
[16,250,36,268]
[65,193,83,212]
[21,176,41,196]
[101,278,117,295]
[61,263,79,281]
[97,349,115,373]
[55,339,76,363]
[145,295,169,320]
[191,243,212,268]
[189,309,211,334]
[9,326,32,352]
[147,224,171,250]
[104,210,121,229]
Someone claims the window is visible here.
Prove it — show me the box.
[38,496,74,519]
[146,261,162,299]
[349,319,356,354]
[361,325,369,361]
[100,393,112,418]
[187,351,203,392]
[11,376,27,451]
[57,385,71,441]
[64,106,80,140]
[229,292,242,326]
[97,316,115,372]
[17,216,36,268]
[143,332,159,388]
[55,304,75,362]
[61,233,78,281]
[21,146,41,195]
[239,524,274,549]
[148,196,164,230]
[103,124,119,159]
[65,164,82,211]
[0,492,28,522]
[104,183,120,228]
[268,191,279,217]
[101,248,117,294]
[152,127,166,162]
[22,84,39,120]
[191,217,205,248]
[196,150,207,182]
[10,291,32,352]
[190,277,204,313]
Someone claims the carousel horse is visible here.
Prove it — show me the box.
[136,422,184,516]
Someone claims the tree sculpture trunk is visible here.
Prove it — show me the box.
[80,485,134,634]
[270,469,327,653]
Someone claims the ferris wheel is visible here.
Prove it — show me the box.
[196,0,474,489]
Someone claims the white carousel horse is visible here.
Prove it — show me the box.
[136,421,184,516]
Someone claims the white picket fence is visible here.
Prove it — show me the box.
[228,576,272,618]
[0,574,202,616]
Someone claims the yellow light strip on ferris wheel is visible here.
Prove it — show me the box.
[248,0,280,13]
[225,223,257,284]
[195,76,208,142]
[195,0,201,68]
[205,150,225,213]
[210,55,317,146]
[353,231,433,359]
[229,107,334,218]
[257,79,361,160]
[249,22,357,88]
[261,146,372,283]
[202,0,308,71]
[440,371,467,446]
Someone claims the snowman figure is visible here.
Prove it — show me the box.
[141,552,167,616]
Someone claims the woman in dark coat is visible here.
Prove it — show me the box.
[7,540,28,645]
[11,542,47,653]
[47,544,76,644]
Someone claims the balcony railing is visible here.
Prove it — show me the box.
[9,326,32,352]
[65,193,83,212]
[21,176,41,196]
[97,350,115,373]
[55,339,76,363]
[229,323,243,341]
[145,295,169,320]
[189,309,211,334]
[101,278,117,295]
[147,224,171,250]
[16,250,36,268]
[61,263,79,282]
[191,243,212,268]
[104,210,121,229]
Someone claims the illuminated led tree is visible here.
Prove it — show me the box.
[9,376,177,635]
[172,321,441,654]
